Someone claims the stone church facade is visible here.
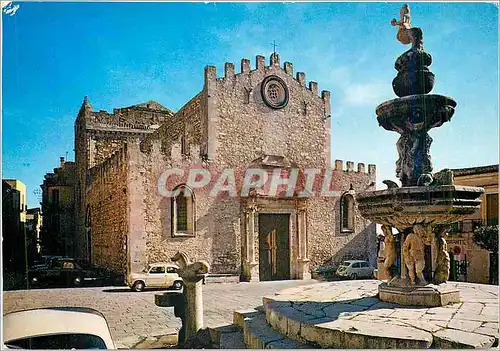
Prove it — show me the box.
[75,53,377,281]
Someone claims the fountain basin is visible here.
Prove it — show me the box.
[356,185,484,229]
[376,94,457,134]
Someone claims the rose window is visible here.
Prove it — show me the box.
[261,75,289,109]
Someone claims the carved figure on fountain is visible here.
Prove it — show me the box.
[395,131,433,187]
[382,225,397,281]
[403,225,427,285]
[431,169,454,186]
[390,4,424,50]
[434,231,451,284]
[171,251,210,282]
[390,4,433,97]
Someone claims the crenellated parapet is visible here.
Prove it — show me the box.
[80,97,174,133]
[206,53,331,102]
[139,138,202,165]
[334,159,376,175]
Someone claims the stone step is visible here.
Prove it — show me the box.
[261,281,498,349]
[206,274,240,284]
[208,324,245,349]
[234,308,312,349]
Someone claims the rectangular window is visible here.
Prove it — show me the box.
[486,193,498,226]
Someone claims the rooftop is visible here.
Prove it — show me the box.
[452,164,499,176]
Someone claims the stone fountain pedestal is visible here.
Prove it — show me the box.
[378,282,459,307]
[357,185,483,307]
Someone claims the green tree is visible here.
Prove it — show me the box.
[473,225,499,253]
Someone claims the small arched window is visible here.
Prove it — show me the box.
[180,135,187,155]
[340,193,355,232]
[172,185,195,237]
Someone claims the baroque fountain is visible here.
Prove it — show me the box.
[356,4,484,306]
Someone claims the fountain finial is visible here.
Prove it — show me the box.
[391,4,423,50]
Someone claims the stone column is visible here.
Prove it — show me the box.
[400,232,408,280]
[183,278,204,341]
[296,202,311,279]
[171,252,210,346]
[243,203,259,281]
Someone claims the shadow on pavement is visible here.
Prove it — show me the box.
[102,287,182,293]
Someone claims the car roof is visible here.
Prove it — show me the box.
[3,307,115,348]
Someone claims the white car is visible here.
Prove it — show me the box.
[127,263,183,292]
[336,260,375,279]
[3,307,115,349]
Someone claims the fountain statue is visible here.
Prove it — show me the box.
[356,4,484,307]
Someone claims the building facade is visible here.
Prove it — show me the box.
[74,99,174,261]
[2,180,25,271]
[447,165,498,284]
[40,157,77,256]
[4,179,27,223]
[76,54,377,280]
[26,207,42,261]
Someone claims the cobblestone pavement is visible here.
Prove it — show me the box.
[3,279,318,348]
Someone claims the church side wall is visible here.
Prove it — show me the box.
[85,145,129,273]
[128,140,242,275]
[144,94,203,154]
[307,162,377,271]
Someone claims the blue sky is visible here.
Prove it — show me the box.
[2,2,498,208]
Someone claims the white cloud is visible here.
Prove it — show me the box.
[343,82,392,106]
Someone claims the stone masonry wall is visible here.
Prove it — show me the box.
[127,140,241,274]
[208,54,330,169]
[75,98,174,260]
[90,138,126,168]
[143,94,203,155]
[85,145,129,273]
[307,161,377,270]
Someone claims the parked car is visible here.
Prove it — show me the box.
[29,258,103,288]
[3,307,115,349]
[312,265,337,280]
[336,260,375,279]
[31,255,64,270]
[127,263,183,292]
[76,260,125,287]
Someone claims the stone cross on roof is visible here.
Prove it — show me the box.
[271,40,278,55]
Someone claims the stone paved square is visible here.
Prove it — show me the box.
[3,280,317,348]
